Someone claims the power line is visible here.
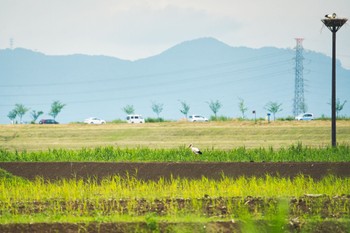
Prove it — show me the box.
[0,50,290,88]
[0,67,294,107]
[0,58,293,98]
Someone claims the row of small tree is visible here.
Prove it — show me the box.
[123,98,347,121]
[122,99,284,121]
[8,98,346,124]
[123,102,165,119]
[7,101,65,124]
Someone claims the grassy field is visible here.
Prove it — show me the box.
[1,120,350,232]
[1,120,350,152]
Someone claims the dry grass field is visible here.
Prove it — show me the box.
[0,120,349,151]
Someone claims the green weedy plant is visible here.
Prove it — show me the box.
[239,199,290,233]
[266,199,290,233]
[238,206,259,233]
[1,143,350,162]
[145,213,159,232]
[1,174,350,229]
[2,175,350,203]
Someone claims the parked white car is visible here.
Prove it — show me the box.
[188,115,209,122]
[295,113,314,121]
[84,117,106,124]
[126,114,145,123]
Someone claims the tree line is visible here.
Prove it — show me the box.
[7,98,347,124]
[7,101,65,124]
[123,99,284,121]
[124,98,347,121]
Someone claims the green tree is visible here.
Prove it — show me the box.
[123,105,135,115]
[328,98,347,117]
[207,100,222,119]
[179,100,190,119]
[151,102,164,120]
[49,100,65,120]
[238,97,248,119]
[336,99,347,116]
[265,101,283,120]
[7,110,17,124]
[14,104,29,123]
[30,110,44,123]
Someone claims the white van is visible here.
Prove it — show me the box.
[126,114,145,123]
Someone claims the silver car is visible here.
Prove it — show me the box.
[188,115,209,122]
[295,113,314,121]
[84,117,106,124]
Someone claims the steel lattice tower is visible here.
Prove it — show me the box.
[293,38,306,116]
[9,38,14,49]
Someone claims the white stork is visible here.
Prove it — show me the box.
[325,13,337,19]
[189,144,202,155]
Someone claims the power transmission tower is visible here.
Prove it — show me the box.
[293,38,306,116]
[9,38,14,49]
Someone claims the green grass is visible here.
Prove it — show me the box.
[0,174,349,227]
[1,143,350,162]
[1,120,350,151]
[2,174,348,201]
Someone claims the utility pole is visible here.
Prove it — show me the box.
[321,13,347,147]
[293,38,305,116]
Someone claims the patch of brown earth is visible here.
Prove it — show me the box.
[0,162,349,180]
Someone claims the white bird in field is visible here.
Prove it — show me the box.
[189,144,202,155]
[325,13,337,19]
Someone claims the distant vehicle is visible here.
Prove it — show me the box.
[126,114,145,123]
[295,113,314,121]
[39,119,59,124]
[188,115,209,122]
[84,117,106,124]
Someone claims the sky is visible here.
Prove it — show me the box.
[0,0,350,69]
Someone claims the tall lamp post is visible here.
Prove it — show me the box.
[321,13,347,147]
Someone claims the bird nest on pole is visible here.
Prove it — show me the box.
[322,18,348,28]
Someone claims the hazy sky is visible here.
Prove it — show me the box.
[1,0,350,68]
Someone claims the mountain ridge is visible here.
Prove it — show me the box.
[1,37,349,123]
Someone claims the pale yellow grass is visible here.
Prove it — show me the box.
[0,120,349,151]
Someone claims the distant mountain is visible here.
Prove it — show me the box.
[1,37,349,124]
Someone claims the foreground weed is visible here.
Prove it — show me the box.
[239,199,290,233]
[145,213,159,232]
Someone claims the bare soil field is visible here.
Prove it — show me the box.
[1,162,350,180]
